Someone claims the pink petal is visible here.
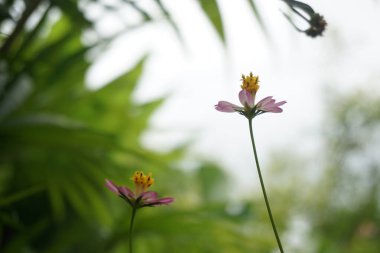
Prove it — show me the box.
[263,101,285,109]
[256,96,274,107]
[141,191,158,201]
[266,107,283,113]
[105,179,119,195]
[239,90,254,108]
[119,186,134,198]
[215,101,242,112]
[273,101,287,107]
[150,197,175,206]
[256,96,286,113]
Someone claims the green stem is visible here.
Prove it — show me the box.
[248,119,284,253]
[129,208,137,253]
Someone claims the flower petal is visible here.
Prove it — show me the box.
[147,197,175,206]
[119,186,134,198]
[141,191,158,201]
[239,90,254,108]
[215,101,242,112]
[105,179,119,195]
[155,197,174,205]
[256,96,286,113]
[266,106,283,113]
[273,101,287,107]
[256,96,274,107]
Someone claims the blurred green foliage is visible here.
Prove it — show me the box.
[308,92,380,253]
[265,91,380,253]
[0,0,377,253]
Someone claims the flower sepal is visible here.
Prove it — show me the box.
[239,107,256,120]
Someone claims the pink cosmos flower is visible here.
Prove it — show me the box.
[105,171,174,208]
[215,73,286,119]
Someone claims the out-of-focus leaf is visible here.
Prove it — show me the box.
[154,0,183,42]
[282,0,315,16]
[90,56,146,109]
[1,17,82,100]
[196,164,227,202]
[10,3,52,64]
[198,0,225,42]
[63,181,89,222]
[70,172,112,225]
[47,177,66,221]
[0,184,44,206]
[0,114,118,152]
[2,219,50,253]
[64,56,148,147]
[108,204,264,252]
[123,0,152,21]
[0,0,43,58]
[0,76,32,120]
[246,0,269,37]
[50,0,91,28]
[0,4,12,22]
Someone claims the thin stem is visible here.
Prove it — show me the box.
[129,208,137,253]
[248,119,284,253]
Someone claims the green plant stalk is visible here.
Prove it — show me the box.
[248,119,284,253]
[129,208,137,253]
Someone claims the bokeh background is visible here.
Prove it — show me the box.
[1,0,380,252]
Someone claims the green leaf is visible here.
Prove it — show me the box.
[0,184,44,206]
[50,0,91,28]
[246,0,269,37]
[154,0,183,42]
[69,172,111,225]
[123,0,152,21]
[283,0,315,16]
[10,3,52,64]
[0,114,118,152]
[196,163,227,202]
[47,178,66,221]
[198,0,225,42]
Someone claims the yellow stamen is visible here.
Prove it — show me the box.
[131,171,155,194]
[240,72,260,94]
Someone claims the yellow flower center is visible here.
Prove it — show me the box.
[240,72,260,94]
[131,171,155,195]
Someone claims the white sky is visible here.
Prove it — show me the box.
[87,0,380,196]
